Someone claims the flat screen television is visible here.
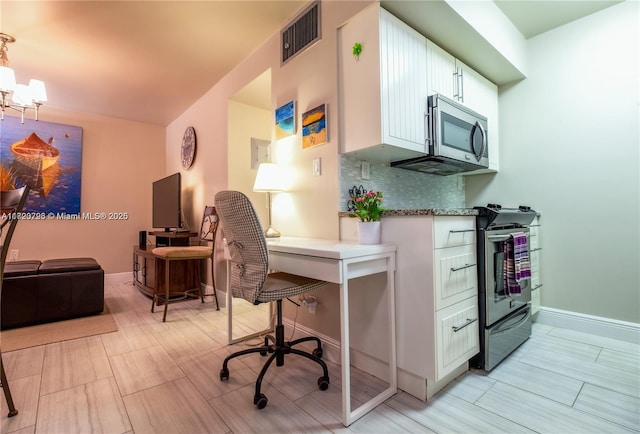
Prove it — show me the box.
[152,173,182,232]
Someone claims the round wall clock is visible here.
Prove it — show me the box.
[181,126,196,169]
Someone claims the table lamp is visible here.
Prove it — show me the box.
[253,162,285,238]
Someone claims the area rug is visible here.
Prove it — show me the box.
[0,302,118,352]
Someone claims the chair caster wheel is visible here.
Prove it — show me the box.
[7,409,18,417]
[254,393,268,409]
[260,350,267,357]
[317,376,330,391]
[312,348,323,358]
[219,368,229,381]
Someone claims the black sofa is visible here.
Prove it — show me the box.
[1,257,104,330]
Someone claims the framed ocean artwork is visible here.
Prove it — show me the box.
[275,100,295,139]
[302,103,327,149]
[0,115,83,216]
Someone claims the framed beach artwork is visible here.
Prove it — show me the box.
[0,115,83,215]
[275,100,295,139]
[302,103,328,149]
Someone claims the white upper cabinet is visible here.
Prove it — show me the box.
[456,59,499,172]
[426,40,456,98]
[339,4,427,159]
[339,4,499,172]
[426,40,500,172]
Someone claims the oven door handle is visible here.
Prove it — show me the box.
[492,307,530,336]
[487,234,511,242]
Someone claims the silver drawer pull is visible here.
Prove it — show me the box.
[532,284,543,290]
[530,247,542,252]
[451,263,476,272]
[449,229,475,233]
[453,318,477,332]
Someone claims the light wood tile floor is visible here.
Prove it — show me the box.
[2,282,639,433]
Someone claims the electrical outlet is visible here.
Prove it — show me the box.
[361,161,370,180]
[304,295,317,314]
[313,158,321,176]
[9,250,19,261]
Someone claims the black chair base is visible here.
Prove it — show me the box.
[219,299,329,409]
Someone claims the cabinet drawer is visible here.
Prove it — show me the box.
[434,245,477,310]
[436,296,479,380]
[434,216,476,248]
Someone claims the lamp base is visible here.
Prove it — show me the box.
[264,226,281,238]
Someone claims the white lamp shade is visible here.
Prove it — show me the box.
[253,163,286,192]
[29,79,47,103]
[0,66,16,92]
[12,83,33,106]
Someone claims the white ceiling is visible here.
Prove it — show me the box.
[0,1,622,126]
[494,0,623,39]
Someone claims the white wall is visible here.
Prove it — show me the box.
[7,109,166,274]
[227,99,271,221]
[166,1,371,339]
[466,1,640,323]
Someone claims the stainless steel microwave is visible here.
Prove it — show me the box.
[391,94,489,175]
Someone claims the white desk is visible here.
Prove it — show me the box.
[225,236,397,427]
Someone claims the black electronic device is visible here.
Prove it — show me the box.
[139,230,147,247]
[152,173,182,232]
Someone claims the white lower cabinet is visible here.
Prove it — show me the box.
[381,215,479,401]
[434,244,477,309]
[436,296,479,376]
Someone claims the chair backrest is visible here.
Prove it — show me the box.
[1,186,30,291]
[214,190,268,304]
[199,206,219,243]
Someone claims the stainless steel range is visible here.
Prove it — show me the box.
[473,204,537,371]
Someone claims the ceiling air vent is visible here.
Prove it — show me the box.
[281,1,321,65]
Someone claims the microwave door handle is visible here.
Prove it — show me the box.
[430,107,439,155]
[478,121,487,160]
[471,121,487,162]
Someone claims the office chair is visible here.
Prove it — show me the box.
[214,190,330,409]
[151,206,220,322]
[0,185,29,417]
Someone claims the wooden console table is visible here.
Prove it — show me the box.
[132,231,200,300]
[149,230,196,247]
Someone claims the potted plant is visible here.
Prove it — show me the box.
[348,187,387,244]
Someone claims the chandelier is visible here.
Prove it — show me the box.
[0,32,47,123]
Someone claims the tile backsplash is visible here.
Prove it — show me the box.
[339,154,465,211]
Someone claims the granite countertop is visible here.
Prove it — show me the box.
[339,208,478,217]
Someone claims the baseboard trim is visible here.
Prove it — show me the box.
[283,318,341,366]
[104,274,227,307]
[282,317,394,383]
[535,306,640,344]
[105,272,130,284]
